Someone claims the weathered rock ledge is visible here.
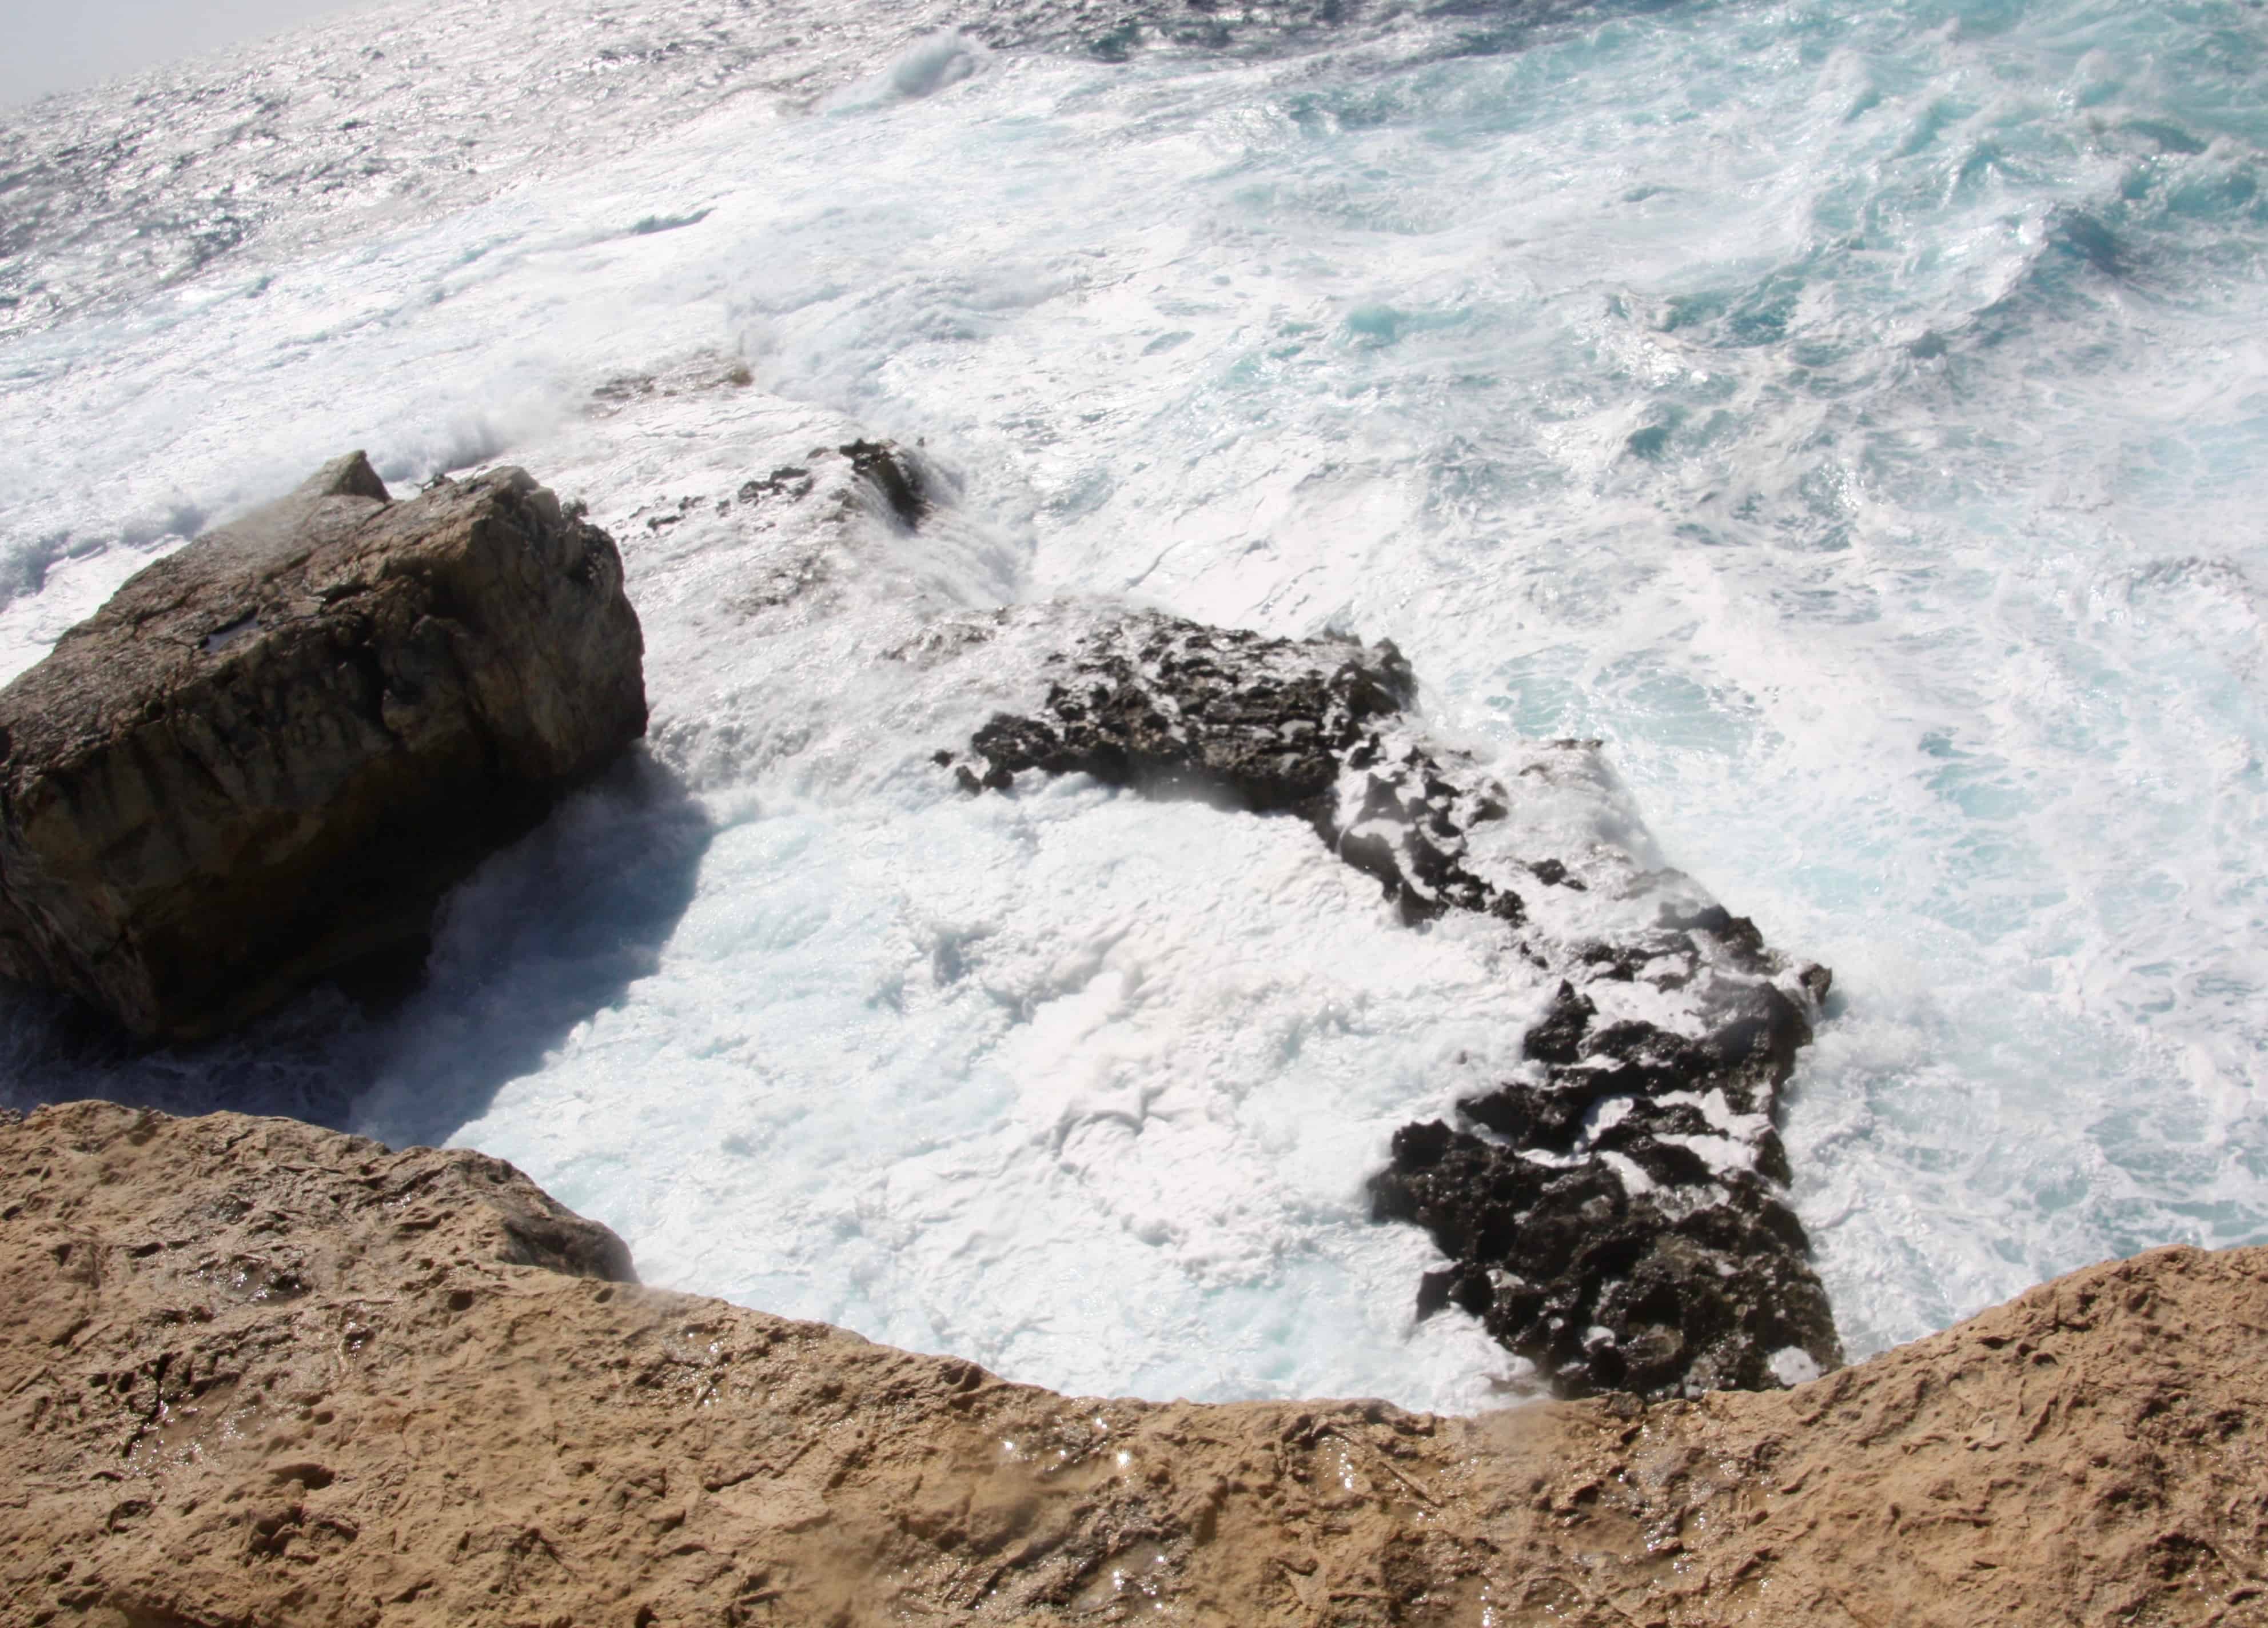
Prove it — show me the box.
[5,1101,2261,1627]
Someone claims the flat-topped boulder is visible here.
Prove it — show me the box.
[0,453,647,1040]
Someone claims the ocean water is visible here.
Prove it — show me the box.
[3,0,2266,1411]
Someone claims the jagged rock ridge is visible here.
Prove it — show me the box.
[962,612,1839,1396]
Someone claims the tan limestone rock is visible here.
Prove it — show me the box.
[1,1100,2260,1626]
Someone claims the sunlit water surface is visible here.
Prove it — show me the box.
[3,0,2266,1408]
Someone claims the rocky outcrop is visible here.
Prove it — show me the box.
[0,454,647,1040]
[959,613,1837,1397]
[3,1101,2261,1627]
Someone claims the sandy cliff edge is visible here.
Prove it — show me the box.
[2,1100,2261,1626]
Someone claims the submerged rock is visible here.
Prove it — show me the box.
[0,453,647,1040]
[962,612,1840,1396]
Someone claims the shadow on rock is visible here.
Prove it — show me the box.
[0,749,711,1146]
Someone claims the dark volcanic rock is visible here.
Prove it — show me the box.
[838,438,928,529]
[0,453,647,1040]
[962,610,1840,1398]
[966,616,1522,923]
[1378,969,1836,1395]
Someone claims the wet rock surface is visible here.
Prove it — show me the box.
[839,437,931,529]
[0,453,647,1040]
[964,613,1839,1396]
[5,1101,2261,1627]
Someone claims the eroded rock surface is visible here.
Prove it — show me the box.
[962,613,1837,1396]
[0,454,647,1040]
[3,1102,2261,1627]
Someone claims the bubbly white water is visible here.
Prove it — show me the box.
[3,0,2266,1408]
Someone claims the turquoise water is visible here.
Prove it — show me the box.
[2,0,2265,1399]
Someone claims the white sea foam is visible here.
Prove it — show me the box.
[2,0,2265,1406]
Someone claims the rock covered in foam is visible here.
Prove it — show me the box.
[961,611,1840,1396]
[0,453,647,1040]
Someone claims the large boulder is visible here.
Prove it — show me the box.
[0,453,647,1040]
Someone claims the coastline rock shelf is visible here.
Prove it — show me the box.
[0,454,647,1040]
[5,1102,2261,1626]
[960,613,1840,1396]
